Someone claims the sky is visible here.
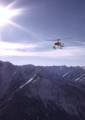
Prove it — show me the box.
[0,0,85,66]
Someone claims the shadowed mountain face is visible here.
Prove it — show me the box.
[0,61,85,120]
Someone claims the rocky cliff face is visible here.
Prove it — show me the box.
[0,61,85,120]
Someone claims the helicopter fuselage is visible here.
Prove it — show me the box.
[53,42,64,49]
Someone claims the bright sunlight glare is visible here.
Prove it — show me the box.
[0,5,20,27]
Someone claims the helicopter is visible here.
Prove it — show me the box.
[53,39,64,49]
[45,38,64,49]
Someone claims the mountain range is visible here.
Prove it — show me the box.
[0,61,85,120]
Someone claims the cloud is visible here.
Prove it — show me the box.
[0,41,37,50]
[34,46,85,58]
[0,41,85,59]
